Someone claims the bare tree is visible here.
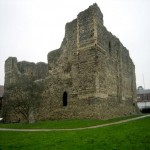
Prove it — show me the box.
[4,75,43,123]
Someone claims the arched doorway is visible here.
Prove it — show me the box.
[63,91,68,106]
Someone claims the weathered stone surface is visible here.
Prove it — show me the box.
[3,3,139,122]
[5,57,48,85]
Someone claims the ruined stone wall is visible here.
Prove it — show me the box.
[4,57,48,121]
[4,3,139,122]
[17,61,48,80]
[5,57,48,85]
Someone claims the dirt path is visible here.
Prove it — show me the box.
[0,114,150,132]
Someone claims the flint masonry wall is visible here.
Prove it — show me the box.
[4,3,139,122]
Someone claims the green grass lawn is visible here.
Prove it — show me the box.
[0,115,141,129]
[0,116,150,150]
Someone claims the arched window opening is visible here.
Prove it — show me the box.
[63,91,68,106]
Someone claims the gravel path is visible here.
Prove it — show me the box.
[0,114,149,132]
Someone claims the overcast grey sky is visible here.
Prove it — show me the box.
[0,0,150,89]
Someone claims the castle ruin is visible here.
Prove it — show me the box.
[4,4,138,122]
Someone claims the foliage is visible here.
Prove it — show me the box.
[0,117,150,150]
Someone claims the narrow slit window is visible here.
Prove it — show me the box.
[63,91,68,106]
[109,42,111,54]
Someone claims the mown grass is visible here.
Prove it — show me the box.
[0,116,150,150]
[0,115,141,129]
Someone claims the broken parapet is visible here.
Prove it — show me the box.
[5,57,48,85]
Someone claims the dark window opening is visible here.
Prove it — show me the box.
[63,91,68,106]
[109,41,111,53]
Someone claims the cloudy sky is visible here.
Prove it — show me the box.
[0,0,150,89]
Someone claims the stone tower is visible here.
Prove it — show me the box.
[4,4,139,122]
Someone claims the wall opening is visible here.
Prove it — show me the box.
[63,91,68,106]
[109,41,111,54]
